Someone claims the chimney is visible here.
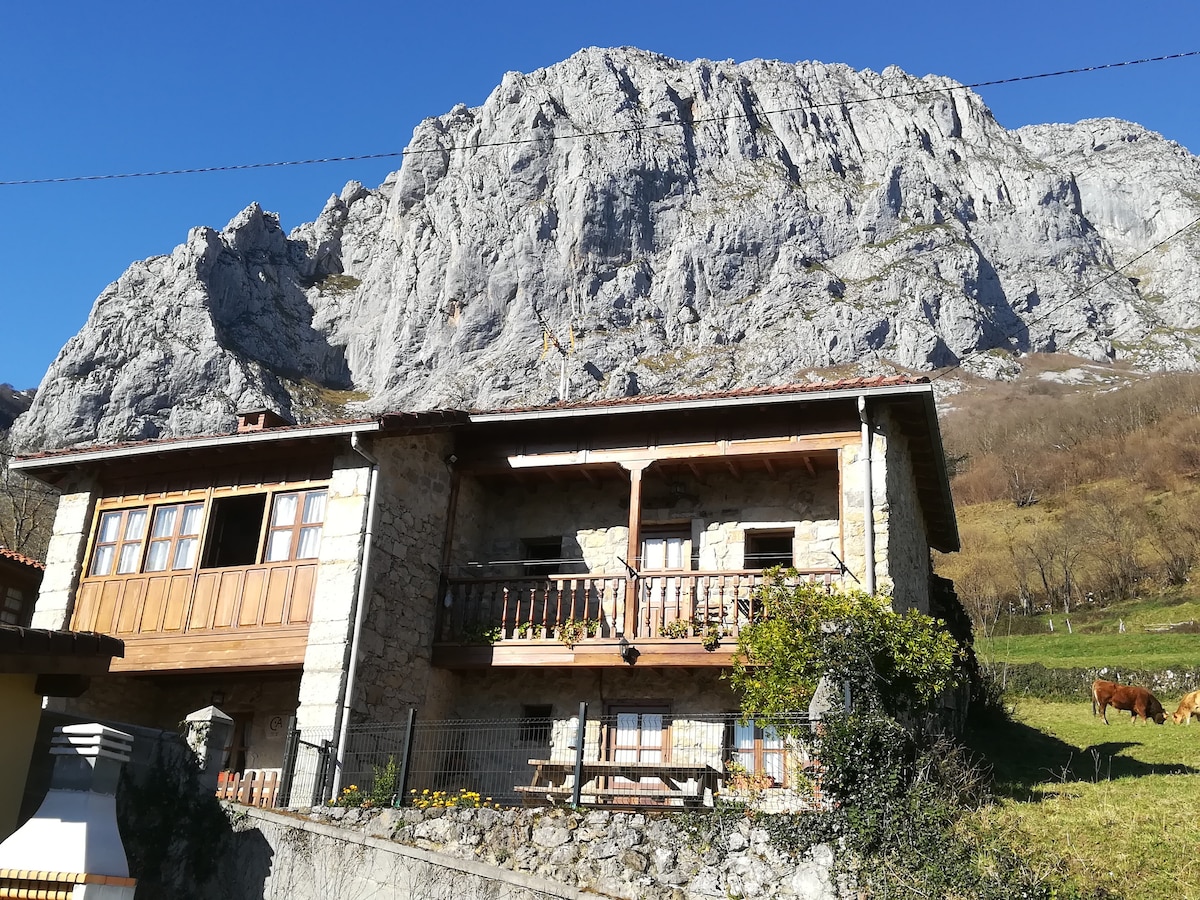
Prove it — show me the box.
[236,408,294,433]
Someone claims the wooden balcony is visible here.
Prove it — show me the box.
[433,569,838,667]
[71,561,317,673]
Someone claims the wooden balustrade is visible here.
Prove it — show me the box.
[440,570,838,644]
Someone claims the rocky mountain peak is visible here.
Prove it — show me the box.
[12,48,1200,451]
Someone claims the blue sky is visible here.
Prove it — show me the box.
[2,0,1198,390]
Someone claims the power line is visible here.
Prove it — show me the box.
[2,49,1197,187]
[930,213,1200,382]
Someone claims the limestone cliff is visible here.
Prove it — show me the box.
[13,48,1200,449]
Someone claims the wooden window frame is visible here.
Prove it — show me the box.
[144,501,206,573]
[89,507,150,577]
[264,488,328,563]
[728,720,786,787]
[521,538,562,578]
[1,585,25,626]
[84,483,330,579]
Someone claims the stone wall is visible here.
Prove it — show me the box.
[294,451,373,735]
[451,467,840,576]
[52,673,301,769]
[881,410,932,614]
[216,804,838,900]
[446,667,739,720]
[350,433,456,723]
[29,476,96,631]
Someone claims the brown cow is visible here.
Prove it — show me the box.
[1172,689,1200,725]
[1091,679,1166,725]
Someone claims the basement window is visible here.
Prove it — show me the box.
[744,530,795,569]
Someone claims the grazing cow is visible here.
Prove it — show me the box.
[1172,689,1200,725]
[1091,679,1166,725]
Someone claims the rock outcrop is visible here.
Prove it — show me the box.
[13,48,1200,449]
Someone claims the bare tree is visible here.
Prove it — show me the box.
[1075,484,1147,602]
[1019,520,1085,614]
[0,436,57,559]
[1143,492,1200,585]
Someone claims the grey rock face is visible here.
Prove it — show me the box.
[0,385,34,432]
[13,48,1200,449]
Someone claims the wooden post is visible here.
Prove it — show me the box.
[620,461,651,636]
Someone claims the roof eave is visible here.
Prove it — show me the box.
[469,382,936,424]
[10,420,384,474]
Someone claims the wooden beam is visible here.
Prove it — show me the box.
[431,639,738,669]
[621,461,651,633]
[506,432,859,469]
[108,626,310,673]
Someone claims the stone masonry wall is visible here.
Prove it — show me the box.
[350,433,455,724]
[29,476,96,631]
[54,673,300,768]
[881,410,932,614]
[451,468,839,576]
[445,667,738,721]
[217,804,838,900]
[839,431,886,595]
[294,450,372,735]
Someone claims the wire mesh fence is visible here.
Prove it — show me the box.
[280,708,813,811]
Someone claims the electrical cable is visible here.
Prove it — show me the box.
[1,50,1197,187]
[930,213,1200,381]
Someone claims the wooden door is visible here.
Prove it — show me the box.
[640,531,688,635]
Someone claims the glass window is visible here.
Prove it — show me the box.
[731,722,785,786]
[744,530,795,569]
[92,503,203,576]
[265,489,327,562]
[1,587,24,625]
[145,502,204,572]
[90,508,149,576]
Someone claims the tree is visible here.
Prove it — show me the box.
[729,574,962,728]
[0,437,56,558]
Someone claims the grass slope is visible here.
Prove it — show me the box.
[970,699,1200,900]
[979,631,1200,671]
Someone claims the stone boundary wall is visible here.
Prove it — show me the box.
[217,804,837,900]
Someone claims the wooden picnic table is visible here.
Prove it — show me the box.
[514,757,722,807]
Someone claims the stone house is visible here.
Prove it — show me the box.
[12,377,958,799]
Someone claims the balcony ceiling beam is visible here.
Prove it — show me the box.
[504,432,858,470]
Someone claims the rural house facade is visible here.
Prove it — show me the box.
[13,377,958,801]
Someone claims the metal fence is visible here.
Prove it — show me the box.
[278,707,813,810]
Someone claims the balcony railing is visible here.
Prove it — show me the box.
[438,569,839,644]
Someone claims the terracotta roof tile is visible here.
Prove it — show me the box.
[0,547,44,570]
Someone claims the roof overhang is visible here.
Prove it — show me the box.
[468,381,937,424]
[10,420,385,483]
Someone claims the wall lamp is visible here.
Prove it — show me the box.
[618,636,639,665]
